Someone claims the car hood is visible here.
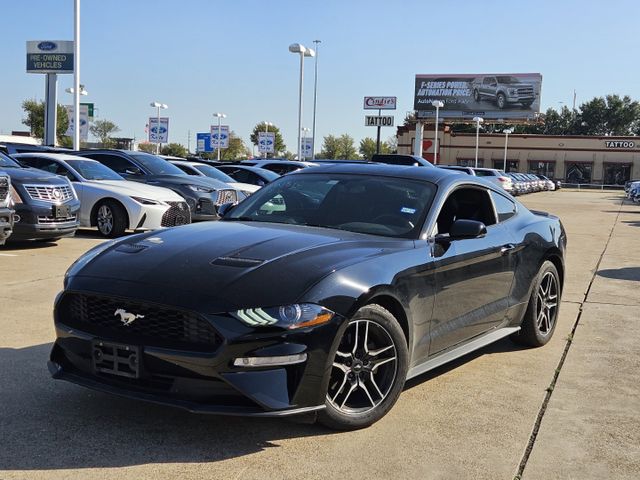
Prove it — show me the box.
[228,182,260,193]
[84,180,184,201]
[506,83,533,88]
[143,174,232,190]
[70,221,411,312]
[0,167,69,184]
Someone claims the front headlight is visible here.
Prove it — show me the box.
[186,184,214,193]
[9,185,23,204]
[508,88,517,95]
[64,239,118,287]
[234,304,334,329]
[131,196,163,205]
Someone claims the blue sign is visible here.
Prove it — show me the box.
[197,132,213,152]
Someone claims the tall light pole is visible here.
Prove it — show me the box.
[213,112,226,161]
[302,127,310,160]
[150,102,168,154]
[473,116,484,168]
[311,39,321,161]
[263,121,273,158]
[289,43,315,160]
[431,100,444,164]
[73,0,81,150]
[503,128,513,172]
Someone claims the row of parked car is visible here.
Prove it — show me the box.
[0,143,295,243]
[625,179,640,203]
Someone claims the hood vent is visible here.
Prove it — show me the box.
[211,256,264,268]
[115,243,149,254]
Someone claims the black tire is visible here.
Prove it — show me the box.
[473,89,481,102]
[511,260,561,347]
[94,200,127,238]
[497,93,506,109]
[318,304,409,430]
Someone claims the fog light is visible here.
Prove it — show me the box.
[14,214,21,223]
[233,353,307,367]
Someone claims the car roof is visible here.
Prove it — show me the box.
[13,152,99,163]
[170,159,207,167]
[243,159,318,167]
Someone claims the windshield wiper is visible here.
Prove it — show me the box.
[223,216,257,222]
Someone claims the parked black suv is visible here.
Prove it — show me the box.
[73,150,243,221]
[0,151,79,241]
[0,172,14,244]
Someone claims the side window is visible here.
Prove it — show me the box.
[490,191,516,222]
[86,154,134,174]
[231,169,251,183]
[435,187,497,235]
[176,164,197,175]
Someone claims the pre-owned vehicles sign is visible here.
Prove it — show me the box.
[414,73,542,121]
[26,41,74,74]
[363,97,397,110]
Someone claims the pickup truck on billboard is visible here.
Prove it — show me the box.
[472,75,535,109]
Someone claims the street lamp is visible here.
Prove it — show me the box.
[289,43,315,160]
[150,102,168,154]
[263,121,273,158]
[65,85,88,96]
[213,112,227,161]
[502,128,513,172]
[311,39,321,161]
[431,100,444,165]
[302,127,310,160]
[473,116,484,168]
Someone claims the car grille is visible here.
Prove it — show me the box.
[38,214,77,225]
[24,184,74,203]
[161,201,191,227]
[216,189,237,205]
[59,293,223,351]
[517,87,534,96]
[0,176,8,202]
[196,198,217,215]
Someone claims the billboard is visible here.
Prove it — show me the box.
[414,73,542,121]
[148,117,169,143]
[196,132,213,152]
[363,96,397,110]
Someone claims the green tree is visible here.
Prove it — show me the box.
[89,119,120,147]
[579,95,640,136]
[249,122,286,156]
[137,143,157,153]
[160,143,188,157]
[21,100,69,143]
[320,134,359,159]
[359,137,391,160]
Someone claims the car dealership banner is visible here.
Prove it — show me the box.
[148,117,169,143]
[258,132,276,154]
[211,125,229,150]
[414,73,542,121]
[196,132,213,152]
[64,104,89,140]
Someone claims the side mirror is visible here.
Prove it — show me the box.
[448,219,487,240]
[217,202,235,217]
[125,167,142,176]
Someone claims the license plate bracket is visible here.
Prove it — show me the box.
[92,340,141,378]
[53,204,71,219]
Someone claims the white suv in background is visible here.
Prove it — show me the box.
[472,168,514,194]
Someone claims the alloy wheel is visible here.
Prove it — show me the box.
[327,319,398,414]
[97,205,114,235]
[536,271,558,335]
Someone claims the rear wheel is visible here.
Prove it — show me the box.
[94,200,127,238]
[511,260,560,347]
[497,93,506,109]
[318,304,408,430]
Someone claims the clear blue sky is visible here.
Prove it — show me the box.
[1,0,638,153]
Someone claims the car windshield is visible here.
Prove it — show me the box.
[497,76,520,84]
[129,153,186,175]
[66,159,123,180]
[0,152,22,168]
[193,164,235,183]
[224,173,436,238]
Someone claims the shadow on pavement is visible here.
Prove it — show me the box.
[2,239,60,251]
[597,267,640,281]
[0,343,330,472]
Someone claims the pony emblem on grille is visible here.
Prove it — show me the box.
[114,308,145,326]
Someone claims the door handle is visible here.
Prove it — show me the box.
[500,243,516,255]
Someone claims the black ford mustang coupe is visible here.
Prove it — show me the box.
[50,164,566,429]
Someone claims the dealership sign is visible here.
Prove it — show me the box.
[26,41,74,74]
[605,140,635,149]
[211,125,229,149]
[148,117,169,143]
[64,104,89,140]
[196,132,213,152]
[365,115,394,127]
[302,137,313,158]
[414,73,542,121]
[258,132,275,153]
[363,96,397,110]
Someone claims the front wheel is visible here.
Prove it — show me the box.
[497,93,506,109]
[318,304,408,430]
[94,200,127,238]
[511,260,561,347]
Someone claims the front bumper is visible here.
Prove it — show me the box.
[11,201,80,240]
[49,290,342,416]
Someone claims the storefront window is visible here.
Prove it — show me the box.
[493,160,518,172]
[457,158,483,167]
[565,163,592,184]
[528,161,556,179]
[603,164,631,185]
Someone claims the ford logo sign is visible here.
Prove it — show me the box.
[37,41,57,51]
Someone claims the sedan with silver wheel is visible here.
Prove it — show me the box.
[49,164,566,429]
[15,153,190,237]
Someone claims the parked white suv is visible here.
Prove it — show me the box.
[472,168,514,194]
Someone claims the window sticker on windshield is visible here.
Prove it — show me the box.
[400,207,416,214]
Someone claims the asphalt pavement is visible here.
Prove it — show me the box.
[0,191,638,479]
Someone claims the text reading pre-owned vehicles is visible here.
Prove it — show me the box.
[49,164,566,429]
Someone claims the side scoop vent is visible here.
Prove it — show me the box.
[115,243,149,254]
[211,256,264,268]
